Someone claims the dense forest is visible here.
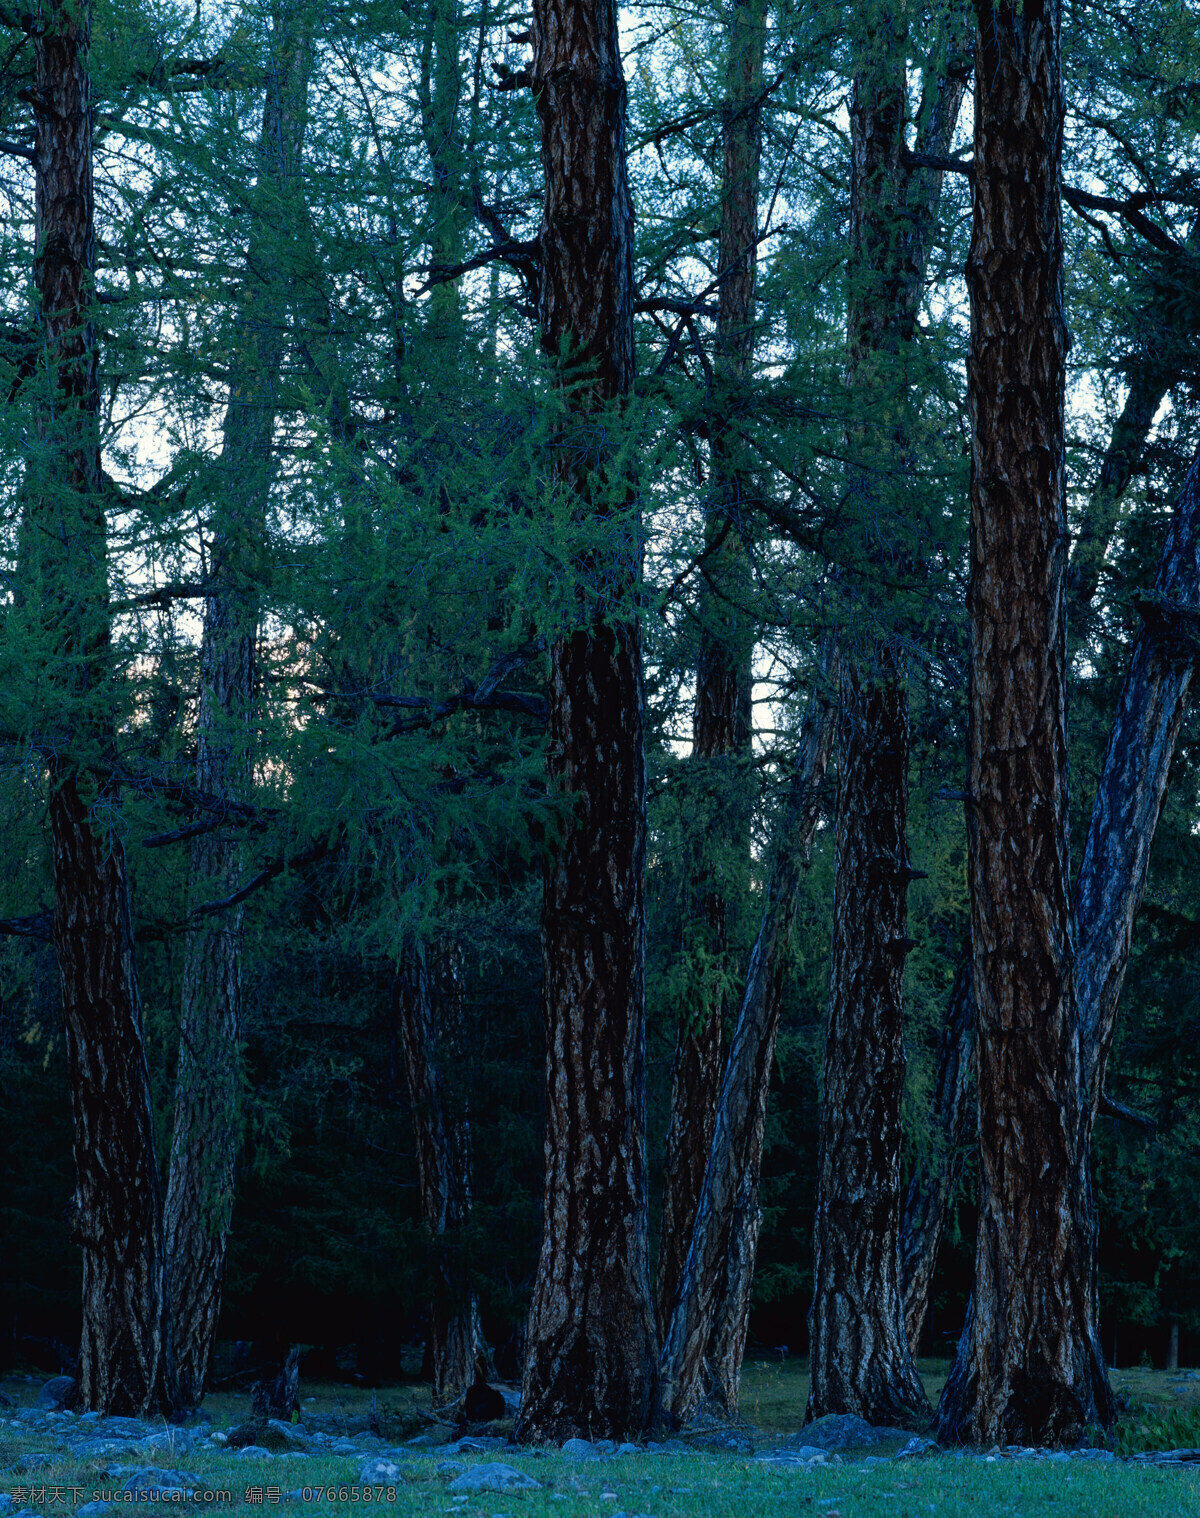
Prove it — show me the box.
[1,0,1199,1448]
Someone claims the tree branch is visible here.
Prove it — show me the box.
[1099,1092,1157,1135]
[0,911,52,941]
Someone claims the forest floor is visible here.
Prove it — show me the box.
[1,1359,1199,1518]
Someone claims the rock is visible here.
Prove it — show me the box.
[358,1457,402,1483]
[615,1443,640,1456]
[754,1449,827,1468]
[686,1429,753,1454]
[797,1414,888,1451]
[463,1382,507,1424]
[169,1408,212,1428]
[139,1428,193,1457]
[0,1495,14,1516]
[404,1434,444,1448]
[13,1409,50,1430]
[495,1386,521,1416]
[435,1461,466,1478]
[97,1418,153,1441]
[227,1421,296,1453]
[78,1505,115,1518]
[561,1438,600,1459]
[235,1446,273,1459]
[895,1436,938,1460]
[266,1419,310,1449]
[122,1468,203,1496]
[329,1437,361,1456]
[69,1438,143,1459]
[447,1463,541,1494]
[16,1453,56,1473]
[38,1378,76,1411]
[645,1439,688,1454]
[443,1435,506,1454]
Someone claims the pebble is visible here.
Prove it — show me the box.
[358,1457,403,1483]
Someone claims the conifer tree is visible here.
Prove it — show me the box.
[163,0,314,1408]
[516,0,659,1440]
[21,0,170,1414]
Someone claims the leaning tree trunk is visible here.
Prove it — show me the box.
[655,0,763,1370]
[934,0,1107,1445]
[661,5,973,1422]
[397,943,488,1405]
[658,641,839,1426]
[899,960,974,1355]
[516,0,658,1443]
[163,3,313,1408]
[1068,444,1200,1422]
[31,0,169,1414]
[1068,363,1171,622]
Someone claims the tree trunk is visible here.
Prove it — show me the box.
[418,0,466,334]
[516,0,657,1442]
[163,3,313,1408]
[1068,363,1171,621]
[807,2,934,1426]
[1067,443,1200,1428]
[899,5,974,338]
[885,2,978,1359]
[397,944,488,1406]
[1074,448,1200,1108]
[31,0,169,1415]
[934,0,1106,1444]
[899,960,974,1356]
[658,640,839,1426]
[655,0,764,1357]
[808,661,929,1424]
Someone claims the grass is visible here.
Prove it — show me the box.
[2,1364,1200,1516]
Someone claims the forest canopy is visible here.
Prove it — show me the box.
[1,0,1199,1444]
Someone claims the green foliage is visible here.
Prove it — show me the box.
[1114,1404,1200,1457]
[3,0,1200,1382]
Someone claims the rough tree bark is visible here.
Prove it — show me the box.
[899,961,973,1355]
[907,446,1200,1406]
[899,96,1192,1369]
[934,0,1108,1444]
[655,0,763,1367]
[516,0,658,1442]
[397,943,489,1405]
[658,641,839,1426]
[808,663,929,1424]
[30,0,169,1414]
[807,0,976,1423]
[880,3,978,1359]
[163,3,312,1408]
